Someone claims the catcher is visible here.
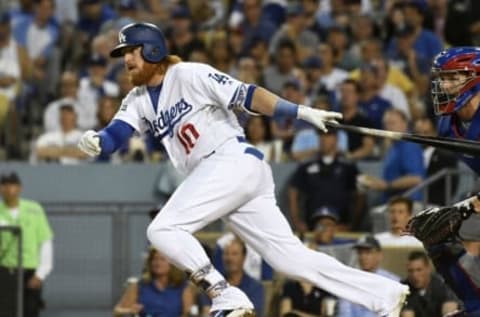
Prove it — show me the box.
[405,195,480,316]
[406,46,480,316]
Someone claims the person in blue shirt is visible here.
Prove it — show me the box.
[212,232,273,282]
[201,237,265,317]
[114,248,194,317]
[337,236,401,317]
[387,0,443,63]
[359,108,425,202]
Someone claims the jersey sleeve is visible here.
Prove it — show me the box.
[112,89,144,133]
[189,63,255,113]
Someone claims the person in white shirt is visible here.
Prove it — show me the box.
[337,235,401,317]
[77,54,119,129]
[375,196,423,248]
[34,104,87,164]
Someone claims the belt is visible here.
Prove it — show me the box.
[236,136,264,160]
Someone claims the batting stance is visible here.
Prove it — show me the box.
[78,23,408,317]
[405,47,480,316]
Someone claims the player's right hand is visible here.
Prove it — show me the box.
[296,105,342,133]
[78,130,101,157]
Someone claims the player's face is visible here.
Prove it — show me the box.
[437,72,469,95]
[124,46,160,86]
[357,248,381,272]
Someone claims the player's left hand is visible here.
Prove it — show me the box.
[27,275,42,289]
[78,130,101,157]
[297,105,343,133]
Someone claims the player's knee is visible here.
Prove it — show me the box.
[146,221,166,244]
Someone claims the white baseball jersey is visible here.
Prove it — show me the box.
[114,62,251,174]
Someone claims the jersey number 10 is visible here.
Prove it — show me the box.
[178,123,200,154]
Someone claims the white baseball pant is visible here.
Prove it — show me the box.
[147,138,406,315]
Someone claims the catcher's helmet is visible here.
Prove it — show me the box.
[431,47,480,115]
[110,22,168,63]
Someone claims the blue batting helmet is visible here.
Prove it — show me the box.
[110,22,168,63]
[431,47,480,115]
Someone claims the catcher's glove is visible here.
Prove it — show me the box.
[404,204,474,245]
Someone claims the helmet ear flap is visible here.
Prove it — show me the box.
[142,43,165,63]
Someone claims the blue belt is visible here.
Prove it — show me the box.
[236,136,264,160]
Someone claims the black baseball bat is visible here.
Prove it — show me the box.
[325,121,480,157]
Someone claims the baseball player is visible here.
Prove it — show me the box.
[77,22,409,317]
[406,47,480,315]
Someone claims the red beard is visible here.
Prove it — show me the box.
[128,63,160,86]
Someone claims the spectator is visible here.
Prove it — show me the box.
[202,237,265,316]
[94,95,118,131]
[207,31,235,74]
[212,232,273,282]
[288,129,360,232]
[227,26,246,59]
[43,70,88,131]
[387,0,443,63]
[337,236,400,317]
[77,53,119,129]
[0,10,28,144]
[338,79,376,160]
[368,57,412,120]
[301,0,324,39]
[114,248,194,317]
[306,207,357,266]
[269,2,319,61]
[301,55,324,98]
[279,277,335,317]
[358,63,393,130]
[317,43,348,95]
[187,46,210,64]
[374,196,423,248]
[0,172,54,317]
[388,23,431,96]
[326,26,360,71]
[233,55,264,86]
[263,39,302,94]
[239,0,277,51]
[401,250,460,317]
[413,116,458,206]
[350,39,416,100]
[34,104,88,164]
[166,6,203,61]
[76,0,116,41]
[13,0,59,87]
[246,36,269,70]
[348,15,379,62]
[0,11,25,107]
[359,108,425,202]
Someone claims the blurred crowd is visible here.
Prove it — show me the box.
[0,0,478,164]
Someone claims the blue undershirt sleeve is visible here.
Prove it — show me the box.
[98,119,135,155]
